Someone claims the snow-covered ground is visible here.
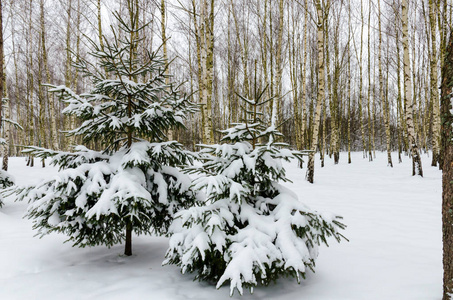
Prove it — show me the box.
[0,152,442,299]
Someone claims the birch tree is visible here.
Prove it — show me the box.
[366,0,373,161]
[26,0,35,167]
[379,0,392,167]
[347,0,352,164]
[429,0,440,167]
[0,0,5,170]
[301,0,309,152]
[200,0,214,144]
[306,0,327,183]
[402,0,423,176]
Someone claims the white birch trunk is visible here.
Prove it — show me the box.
[402,0,423,176]
[306,0,325,183]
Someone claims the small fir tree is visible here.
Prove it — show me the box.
[15,12,197,256]
[164,91,346,295]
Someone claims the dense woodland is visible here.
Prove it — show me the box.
[1,0,453,298]
[0,0,449,177]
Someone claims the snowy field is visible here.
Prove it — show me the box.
[0,152,442,300]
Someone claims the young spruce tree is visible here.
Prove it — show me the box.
[164,90,346,295]
[15,12,197,256]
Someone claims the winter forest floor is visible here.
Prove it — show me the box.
[0,152,442,300]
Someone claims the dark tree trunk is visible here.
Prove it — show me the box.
[28,156,34,167]
[441,29,453,300]
[306,155,315,184]
[334,152,339,165]
[433,151,439,167]
[124,220,132,256]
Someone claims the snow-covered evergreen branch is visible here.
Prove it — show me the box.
[165,90,346,295]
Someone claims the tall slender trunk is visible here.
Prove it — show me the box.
[199,0,214,144]
[306,0,326,183]
[394,4,406,161]
[40,0,58,151]
[378,0,392,167]
[37,38,46,167]
[367,0,372,161]
[429,0,440,166]
[301,0,308,152]
[226,8,235,124]
[161,0,174,141]
[98,0,104,52]
[321,9,330,168]
[331,9,341,165]
[11,0,20,156]
[27,0,34,167]
[324,12,329,165]
[38,0,47,168]
[0,0,4,170]
[207,0,215,143]
[260,1,269,124]
[72,0,81,145]
[385,42,393,165]
[347,0,351,164]
[230,0,249,101]
[308,57,315,150]
[402,0,423,176]
[64,0,73,150]
[439,0,448,169]
[274,0,284,124]
[289,5,300,151]
[191,0,203,144]
[372,42,377,159]
[441,23,453,300]
[359,0,366,158]
[411,11,419,154]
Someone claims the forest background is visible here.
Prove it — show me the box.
[0,0,448,180]
[1,0,453,297]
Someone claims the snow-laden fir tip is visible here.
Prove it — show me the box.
[0,169,15,207]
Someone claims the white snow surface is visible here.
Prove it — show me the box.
[0,152,441,299]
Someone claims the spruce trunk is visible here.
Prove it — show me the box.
[125,221,132,256]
